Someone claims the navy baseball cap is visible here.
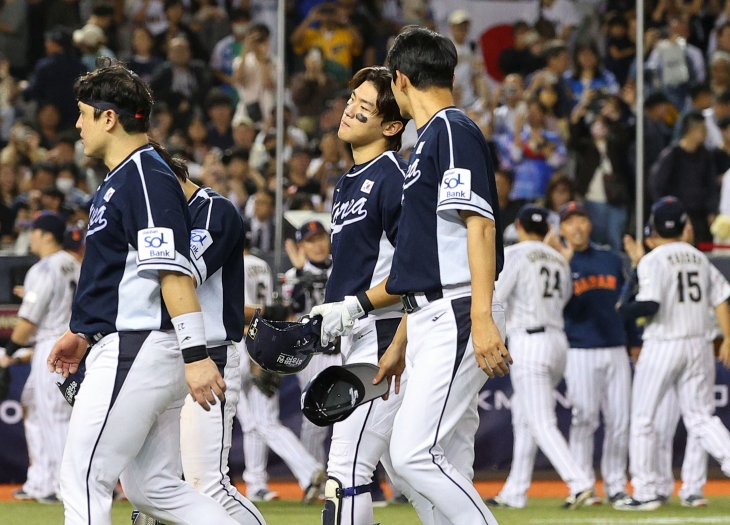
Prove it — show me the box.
[517,204,550,236]
[559,201,589,222]
[296,221,327,243]
[63,224,85,251]
[650,196,687,238]
[301,364,389,427]
[32,212,66,245]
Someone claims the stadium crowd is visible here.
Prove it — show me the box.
[1,0,730,257]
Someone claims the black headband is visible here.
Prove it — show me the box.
[79,99,146,119]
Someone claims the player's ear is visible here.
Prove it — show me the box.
[103,109,117,132]
[381,120,403,137]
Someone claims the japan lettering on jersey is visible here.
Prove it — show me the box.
[636,242,730,340]
[244,254,273,306]
[495,241,572,334]
[18,250,80,342]
[70,145,193,335]
[386,108,503,295]
[326,151,406,316]
[188,187,245,344]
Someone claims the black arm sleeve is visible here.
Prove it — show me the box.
[618,300,660,321]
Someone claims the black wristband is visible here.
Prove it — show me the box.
[182,345,209,364]
[5,340,22,357]
[356,292,375,314]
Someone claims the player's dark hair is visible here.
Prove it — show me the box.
[74,61,189,181]
[386,26,457,91]
[519,216,549,238]
[681,110,705,136]
[349,66,409,151]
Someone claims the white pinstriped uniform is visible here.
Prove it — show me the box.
[237,254,323,495]
[18,250,80,500]
[629,242,730,501]
[495,241,593,507]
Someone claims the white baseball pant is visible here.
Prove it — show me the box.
[498,330,593,508]
[630,337,730,501]
[389,294,502,525]
[60,331,239,525]
[22,339,72,499]
[297,352,342,466]
[654,383,708,498]
[236,352,323,493]
[180,344,265,525]
[564,347,630,499]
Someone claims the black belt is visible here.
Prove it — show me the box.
[83,332,111,345]
[401,290,443,313]
[526,326,546,334]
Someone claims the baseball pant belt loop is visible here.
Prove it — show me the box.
[401,290,444,313]
[525,326,546,335]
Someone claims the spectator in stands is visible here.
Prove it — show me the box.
[642,91,673,177]
[499,22,543,78]
[0,163,19,243]
[703,89,730,149]
[44,0,80,34]
[649,110,718,244]
[714,21,730,56]
[673,83,713,141]
[337,0,376,71]
[1,123,47,167]
[542,173,575,230]
[286,146,321,206]
[0,0,28,78]
[40,186,65,214]
[566,40,620,109]
[492,74,526,140]
[209,9,251,95]
[45,131,77,164]
[153,0,206,61]
[539,0,582,41]
[205,88,235,151]
[232,23,276,124]
[495,169,522,235]
[126,26,164,83]
[526,41,573,119]
[290,47,339,134]
[23,26,85,130]
[232,114,257,150]
[149,36,211,131]
[249,189,276,252]
[604,13,635,86]
[55,161,88,210]
[186,113,210,164]
[291,2,363,85]
[498,98,566,201]
[225,146,264,201]
[310,130,351,204]
[130,0,168,38]
[448,9,486,110]
[36,103,62,150]
[710,51,730,97]
[714,116,730,176]
[191,0,230,57]
[570,113,631,250]
[72,24,116,72]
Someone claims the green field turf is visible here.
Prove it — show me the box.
[3,498,730,524]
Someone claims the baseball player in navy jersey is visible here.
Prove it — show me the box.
[283,221,342,467]
[374,27,510,525]
[46,63,237,525]
[487,205,593,510]
[617,196,730,510]
[304,66,422,525]
[623,225,709,507]
[0,213,79,504]
[552,201,632,505]
[238,231,326,504]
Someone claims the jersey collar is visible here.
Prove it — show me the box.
[346,151,387,177]
[416,106,459,138]
[103,144,154,183]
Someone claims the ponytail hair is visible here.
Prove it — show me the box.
[148,138,189,182]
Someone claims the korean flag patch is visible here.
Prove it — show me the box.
[103,188,115,202]
[439,168,472,203]
[137,227,176,261]
[190,229,213,260]
[361,179,374,194]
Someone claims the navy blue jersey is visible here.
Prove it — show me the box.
[386,108,503,295]
[71,145,192,335]
[564,244,627,348]
[326,151,406,315]
[188,186,245,344]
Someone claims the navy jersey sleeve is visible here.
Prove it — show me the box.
[380,153,405,245]
[435,116,497,222]
[190,196,243,286]
[122,158,192,277]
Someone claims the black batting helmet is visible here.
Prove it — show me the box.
[245,310,333,374]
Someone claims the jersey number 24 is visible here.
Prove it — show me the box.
[540,267,562,299]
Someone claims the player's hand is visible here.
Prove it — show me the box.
[544,230,574,261]
[185,357,227,411]
[719,339,730,369]
[309,296,365,345]
[373,336,406,401]
[623,234,645,267]
[630,346,642,365]
[284,238,307,270]
[47,330,88,378]
[472,317,511,378]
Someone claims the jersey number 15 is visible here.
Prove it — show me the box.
[677,271,702,303]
